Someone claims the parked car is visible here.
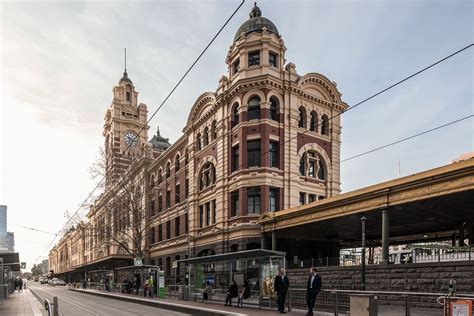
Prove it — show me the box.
[57,279,66,286]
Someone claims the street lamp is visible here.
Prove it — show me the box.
[360,216,366,291]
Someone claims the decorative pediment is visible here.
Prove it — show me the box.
[186,92,216,127]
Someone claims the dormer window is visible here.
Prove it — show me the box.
[126,92,131,102]
[248,51,260,67]
[233,59,240,75]
[269,52,277,67]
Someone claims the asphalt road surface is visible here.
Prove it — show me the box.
[28,283,190,316]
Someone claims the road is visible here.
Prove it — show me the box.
[28,283,190,316]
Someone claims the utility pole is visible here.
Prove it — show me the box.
[361,216,366,291]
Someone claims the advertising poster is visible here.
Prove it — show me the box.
[260,263,278,299]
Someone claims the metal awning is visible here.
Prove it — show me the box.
[114,265,160,271]
[177,249,286,265]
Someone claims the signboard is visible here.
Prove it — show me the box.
[172,261,177,269]
[451,300,472,316]
[158,270,165,298]
[21,262,26,269]
[134,258,143,266]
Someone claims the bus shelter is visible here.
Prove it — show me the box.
[177,249,285,306]
[87,269,113,290]
[114,265,160,295]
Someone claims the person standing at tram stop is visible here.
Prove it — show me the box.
[306,267,322,316]
[274,268,290,314]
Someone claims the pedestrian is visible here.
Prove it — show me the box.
[306,267,322,316]
[237,280,250,308]
[147,276,154,298]
[202,281,211,303]
[14,278,18,292]
[274,268,289,313]
[18,278,23,293]
[224,280,238,306]
[143,278,148,297]
[82,279,87,290]
[105,277,110,292]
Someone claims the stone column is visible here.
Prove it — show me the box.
[381,209,390,264]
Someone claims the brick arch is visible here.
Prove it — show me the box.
[242,89,265,106]
[297,143,331,171]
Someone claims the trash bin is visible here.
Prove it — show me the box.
[350,294,378,316]
[178,285,189,300]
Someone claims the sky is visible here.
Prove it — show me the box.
[0,0,472,271]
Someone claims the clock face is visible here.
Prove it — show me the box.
[124,131,138,147]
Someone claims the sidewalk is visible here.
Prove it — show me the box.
[71,288,337,315]
[0,290,45,316]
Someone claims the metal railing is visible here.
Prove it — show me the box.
[324,289,474,316]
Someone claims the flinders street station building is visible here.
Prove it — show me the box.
[49,3,348,284]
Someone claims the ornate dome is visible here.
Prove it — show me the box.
[119,70,133,84]
[233,3,279,43]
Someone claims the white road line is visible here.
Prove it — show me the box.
[55,295,99,316]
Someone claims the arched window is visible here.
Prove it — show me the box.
[299,150,326,180]
[203,127,209,147]
[298,107,307,128]
[166,162,171,179]
[310,111,318,132]
[247,97,261,120]
[157,170,163,185]
[196,133,202,151]
[199,162,216,190]
[230,244,239,252]
[126,91,130,102]
[299,153,306,176]
[318,159,326,180]
[270,97,279,121]
[175,154,180,172]
[231,103,239,128]
[211,120,217,140]
[321,114,329,135]
[150,175,155,189]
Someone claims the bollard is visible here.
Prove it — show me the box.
[53,296,59,316]
[405,295,410,316]
[334,291,339,316]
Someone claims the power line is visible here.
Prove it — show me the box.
[340,115,473,163]
[34,0,246,263]
[0,222,57,235]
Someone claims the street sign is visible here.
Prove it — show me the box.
[21,262,26,269]
[172,261,177,269]
[134,258,143,266]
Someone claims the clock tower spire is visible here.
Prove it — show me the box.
[102,53,149,186]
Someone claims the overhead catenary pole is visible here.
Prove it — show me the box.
[361,216,366,290]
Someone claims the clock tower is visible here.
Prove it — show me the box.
[103,67,149,186]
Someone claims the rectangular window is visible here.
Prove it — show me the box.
[212,200,216,224]
[247,140,261,167]
[269,141,278,168]
[150,227,156,244]
[166,190,171,208]
[205,203,211,226]
[269,188,278,212]
[185,179,189,198]
[150,199,156,215]
[247,105,260,120]
[248,51,260,66]
[158,195,163,212]
[166,221,171,239]
[158,224,163,242]
[175,184,180,204]
[247,187,261,214]
[231,145,239,172]
[299,192,306,205]
[308,194,317,203]
[185,213,189,232]
[269,52,277,67]
[199,205,204,228]
[175,216,180,237]
[231,191,239,217]
[233,59,240,75]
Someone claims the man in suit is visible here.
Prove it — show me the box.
[306,267,322,315]
[274,268,290,313]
